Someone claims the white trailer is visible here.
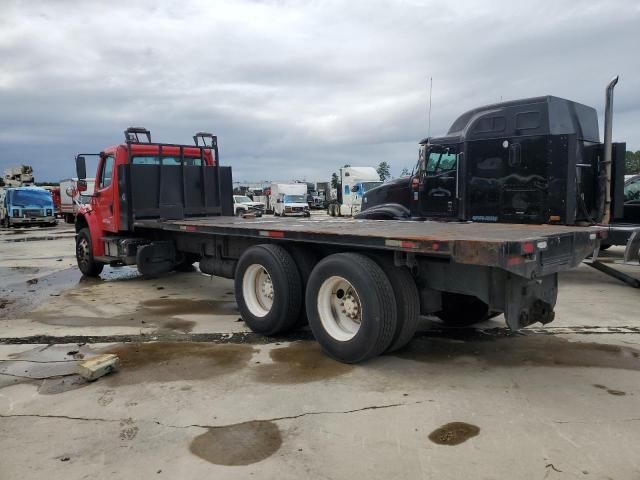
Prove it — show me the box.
[60,178,95,223]
[328,167,382,217]
[270,183,310,217]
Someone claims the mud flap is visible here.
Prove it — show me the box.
[503,273,557,330]
[136,242,176,276]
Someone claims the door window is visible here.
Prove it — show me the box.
[98,155,114,189]
[624,178,640,203]
[425,151,458,175]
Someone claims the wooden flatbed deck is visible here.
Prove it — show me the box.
[135,216,602,270]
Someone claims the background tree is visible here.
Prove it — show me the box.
[400,167,411,177]
[331,172,339,189]
[625,151,640,175]
[376,161,391,181]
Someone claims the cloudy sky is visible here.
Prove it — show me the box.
[1,0,639,184]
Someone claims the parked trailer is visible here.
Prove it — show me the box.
[74,127,604,364]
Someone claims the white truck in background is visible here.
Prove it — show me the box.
[327,167,382,217]
[270,183,310,217]
[60,178,95,223]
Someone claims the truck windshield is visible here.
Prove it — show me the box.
[284,195,307,203]
[234,196,252,203]
[10,189,52,207]
[131,156,203,166]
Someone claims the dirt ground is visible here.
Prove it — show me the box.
[1,219,639,480]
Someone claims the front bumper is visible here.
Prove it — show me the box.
[11,216,57,225]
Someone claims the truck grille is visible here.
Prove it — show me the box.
[24,209,44,217]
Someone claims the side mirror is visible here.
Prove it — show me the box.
[350,185,359,193]
[76,156,87,180]
[277,199,282,203]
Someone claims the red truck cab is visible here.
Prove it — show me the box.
[75,127,231,275]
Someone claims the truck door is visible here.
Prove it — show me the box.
[419,147,458,217]
[94,154,117,232]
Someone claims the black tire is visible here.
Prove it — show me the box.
[235,244,302,335]
[306,253,397,363]
[235,209,243,217]
[435,292,490,327]
[288,246,319,327]
[76,228,104,277]
[274,211,280,217]
[64,213,75,224]
[372,255,420,353]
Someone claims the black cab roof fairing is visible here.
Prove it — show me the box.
[442,95,600,143]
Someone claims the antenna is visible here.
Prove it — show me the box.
[427,77,433,138]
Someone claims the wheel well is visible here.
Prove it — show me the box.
[75,214,88,233]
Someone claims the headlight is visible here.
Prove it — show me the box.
[13,209,20,218]
[46,209,52,216]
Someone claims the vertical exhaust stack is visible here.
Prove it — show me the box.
[601,75,619,224]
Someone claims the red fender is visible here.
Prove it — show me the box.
[76,208,105,257]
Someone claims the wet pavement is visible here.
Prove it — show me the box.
[1,221,640,479]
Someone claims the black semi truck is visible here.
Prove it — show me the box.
[358,78,638,261]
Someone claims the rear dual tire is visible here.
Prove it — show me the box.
[305,253,399,363]
[234,244,302,335]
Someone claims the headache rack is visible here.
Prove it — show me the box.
[118,127,233,230]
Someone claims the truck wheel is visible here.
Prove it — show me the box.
[76,228,104,277]
[64,213,74,224]
[435,293,490,327]
[306,253,397,363]
[235,209,243,217]
[235,244,302,335]
[372,255,420,353]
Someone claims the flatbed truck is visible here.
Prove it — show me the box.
[74,127,604,363]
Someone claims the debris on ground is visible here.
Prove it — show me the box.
[77,354,120,380]
[26,278,38,285]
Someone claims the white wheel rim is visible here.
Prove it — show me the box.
[317,276,362,341]
[242,264,274,317]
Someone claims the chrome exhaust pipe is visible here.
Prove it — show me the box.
[601,75,618,224]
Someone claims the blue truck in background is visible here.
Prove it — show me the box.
[0,186,57,228]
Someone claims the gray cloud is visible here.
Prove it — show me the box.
[0,0,638,184]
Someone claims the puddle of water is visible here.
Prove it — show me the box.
[141,298,238,316]
[8,266,40,274]
[32,298,238,333]
[428,422,480,446]
[395,336,640,371]
[3,235,72,243]
[0,345,94,394]
[102,342,255,386]
[593,384,627,396]
[253,342,353,384]
[0,267,84,319]
[189,420,282,465]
